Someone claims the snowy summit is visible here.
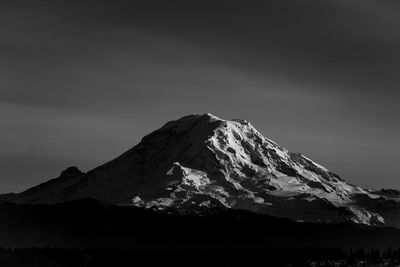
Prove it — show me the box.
[3,113,399,227]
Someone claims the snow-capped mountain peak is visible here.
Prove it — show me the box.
[2,113,396,227]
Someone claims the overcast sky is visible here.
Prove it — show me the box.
[1,0,399,193]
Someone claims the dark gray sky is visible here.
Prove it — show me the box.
[1,0,399,193]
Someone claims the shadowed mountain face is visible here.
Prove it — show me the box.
[1,114,399,227]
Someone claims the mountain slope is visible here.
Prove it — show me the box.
[1,113,397,226]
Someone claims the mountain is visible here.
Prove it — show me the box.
[1,113,399,227]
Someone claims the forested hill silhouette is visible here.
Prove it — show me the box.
[0,198,399,250]
[1,247,400,267]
